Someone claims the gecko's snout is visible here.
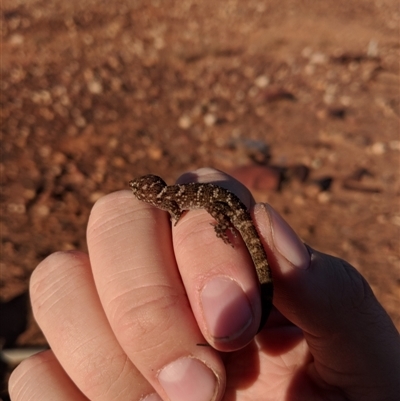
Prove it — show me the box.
[129,179,139,192]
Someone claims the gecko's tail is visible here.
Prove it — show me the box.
[257,280,274,332]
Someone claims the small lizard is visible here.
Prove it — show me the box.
[129,174,273,330]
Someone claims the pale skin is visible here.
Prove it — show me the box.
[9,168,400,401]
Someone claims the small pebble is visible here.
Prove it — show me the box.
[310,52,327,65]
[178,115,192,129]
[370,142,386,155]
[391,215,400,227]
[34,204,50,217]
[367,39,378,57]
[254,75,269,88]
[87,80,103,94]
[23,189,36,200]
[204,113,217,126]
[317,192,331,203]
[31,90,52,105]
[9,34,24,46]
[7,203,26,214]
[89,192,106,203]
[147,146,163,160]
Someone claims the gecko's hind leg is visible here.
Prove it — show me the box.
[207,201,237,246]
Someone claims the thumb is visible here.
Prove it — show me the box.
[254,203,400,401]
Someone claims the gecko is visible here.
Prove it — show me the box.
[129,174,273,330]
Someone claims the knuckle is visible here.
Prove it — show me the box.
[76,351,130,398]
[110,285,183,344]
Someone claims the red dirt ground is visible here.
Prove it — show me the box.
[1,0,399,396]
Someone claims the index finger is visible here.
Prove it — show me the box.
[87,191,226,401]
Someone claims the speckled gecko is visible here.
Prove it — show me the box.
[129,174,273,330]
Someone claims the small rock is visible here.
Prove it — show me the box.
[367,39,379,58]
[7,203,26,214]
[31,90,52,105]
[304,64,315,75]
[391,215,400,227]
[75,116,87,127]
[293,195,305,205]
[248,86,259,98]
[204,113,217,127]
[89,192,106,203]
[317,192,331,203]
[147,146,163,160]
[178,115,192,129]
[87,80,103,94]
[254,75,269,88]
[310,52,328,65]
[301,47,313,58]
[39,145,52,158]
[23,189,36,200]
[305,184,320,198]
[370,142,386,155]
[154,36,165,50]
[52,151,67,165]
[62,243,76,251]
[108,137,118,149]
[9,34,24,46]
[112,156,125,167]
[34,204,50,217]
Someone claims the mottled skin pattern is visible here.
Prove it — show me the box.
[129,174,273,330]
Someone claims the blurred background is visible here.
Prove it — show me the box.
[1,0,399,397]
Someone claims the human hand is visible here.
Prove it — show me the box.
[9,168,400,401]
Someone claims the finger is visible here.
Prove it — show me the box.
[87,191,225,401]
[172,168,266,351]
[9,350,88,401]
[254,203,400,401]
[29,250,154,401]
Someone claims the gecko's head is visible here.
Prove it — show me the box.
[129,174,167,202]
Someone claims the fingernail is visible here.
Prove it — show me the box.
[158,357,217,401]
[201,276,253,340]
[258,204,310,270]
